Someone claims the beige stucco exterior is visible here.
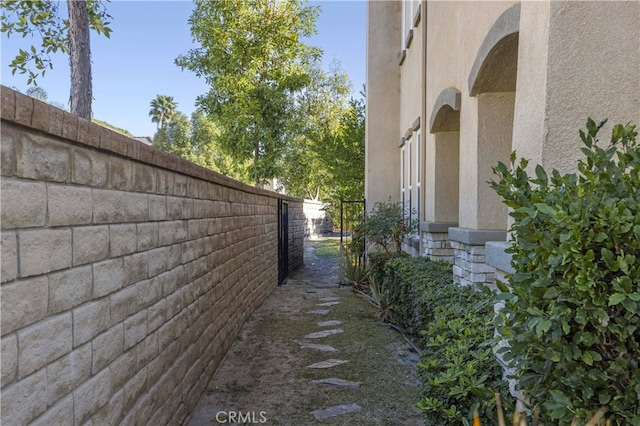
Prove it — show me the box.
[365,0,402,206]
[366,0,640,285]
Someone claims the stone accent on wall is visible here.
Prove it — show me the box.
[0,86,304,425]
[420,222,457,263]
[450,241,496,287]
[422,232,455,263]
[448,227,506,288]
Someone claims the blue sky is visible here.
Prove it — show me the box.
[0,0,366,137]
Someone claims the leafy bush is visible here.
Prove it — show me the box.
[490,119,640,425]
[381,257,511,425]
[382,256,454,335]
[417,285,512,426]
[358,199,417,254]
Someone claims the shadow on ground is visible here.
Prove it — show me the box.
[187,238,424,425]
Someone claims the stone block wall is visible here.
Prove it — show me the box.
[0,86,303,425]
[420,222,457,264]
[450,241,497,287]
[448,228,506,288]
[302,199,332,238]
[288,201,304,271]
[422,232,455,263]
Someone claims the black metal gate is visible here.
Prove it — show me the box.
[277,199,289,285]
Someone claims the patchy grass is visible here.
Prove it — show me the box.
[311,238,342,257]
[188,239,424,426]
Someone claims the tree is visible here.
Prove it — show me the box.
[26,86,48,100]
[176,0,321,185]
[67,0,92,118]
[282,74,365,219]
[152,111,191,158]
[149,95,178,130]
[282,60,353,200]
[190,110,251,182]
[0,0,111,118]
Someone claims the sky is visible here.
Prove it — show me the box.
[0,0,366,137]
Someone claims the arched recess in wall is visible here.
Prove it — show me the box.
[429,87,461,223]
[468,2,520,230]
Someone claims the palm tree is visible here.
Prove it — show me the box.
[149,95,178,129]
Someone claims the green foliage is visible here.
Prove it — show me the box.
[340,245,369,292]
[149,95,178,130]
[153,112,192,159]
[176,0,321,185]
[281,61,364,217]
[380,256,511,425]
[490,119,640,425]
[381,256,453,335]
[358,199,417,254]
[152,108,251,183]
[25,86,48,100]
[1,0,112,85]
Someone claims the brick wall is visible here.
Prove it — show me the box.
[0,86,303,425]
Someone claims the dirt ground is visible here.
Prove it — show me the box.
[187,238,425,425]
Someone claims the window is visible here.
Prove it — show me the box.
[402,0,419,48]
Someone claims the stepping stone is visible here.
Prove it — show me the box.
[309,378,360,389]
[304,328,343,339]
[318,320,342,327]
[298,342,337,352]
[306,309,331,315]
[306,359,349,369]
[306,289,318,293]
[313,403,361,419]
[317,301,340,307]
[319,296,339,302]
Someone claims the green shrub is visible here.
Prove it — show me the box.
[490,119,640,425]
[382,256,453,335]
[381,256,511,425]
[417,285,512,426]
[358,199,417,254]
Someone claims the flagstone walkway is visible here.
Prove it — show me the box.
[187,238,424,425]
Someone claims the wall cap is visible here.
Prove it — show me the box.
[412,116,421,131]
[0,85,301,203]
[486,241,515,274]
[413,3,421,28]
[420,221,458,233]
[449,227,507,245]
[398,49,407,66]
[405,29,414,49]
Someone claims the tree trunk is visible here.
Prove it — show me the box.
[67,0,92,119]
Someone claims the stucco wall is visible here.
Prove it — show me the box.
[365,0,402,208]
[0,86,303,425]
[425,1,518,229]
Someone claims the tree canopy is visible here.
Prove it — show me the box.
[176,0,321,185]
[1,0,112,118]
[149,95,178,130]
